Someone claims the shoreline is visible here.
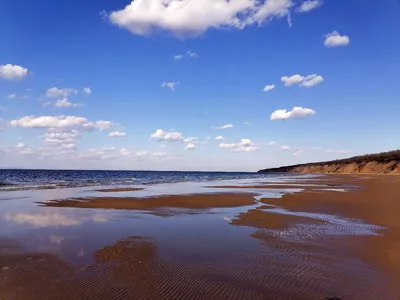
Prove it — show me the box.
[1,174,400,299]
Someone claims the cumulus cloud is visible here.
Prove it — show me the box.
[213,124,233,130]
[46,87,78,98]
[243,122,251,125]
[270,106,316,120]
[161,81,179,91]
[109,131,126,137]
[268,141,277,146]
[94,121,114,131]
[281,74,323,87]
[60,143,76,150]
[54,98,83,108]
[215,136,225,141]
[324,31,350,47]
[185,142,196,150]
[280,145,290,150]
[44,130,81,140]
[299,74,324,87]
[16,142,26,149]
[219,139,260,152]
[107,0,296,38]
[262,84,275,92]
[151,129,183,141]
[281,74,304,86]
[296,0,322,12]
[83,87,92,95]
[0,64,29,81]
[10,116,114,131]
[183,137,197,143]
[174,50,198,60]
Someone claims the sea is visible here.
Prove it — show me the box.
[0,169,290,191]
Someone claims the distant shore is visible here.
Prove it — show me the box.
[258,149,400,174]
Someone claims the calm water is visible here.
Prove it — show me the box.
[0,169,290,191]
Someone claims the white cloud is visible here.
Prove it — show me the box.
[6,94,17,99]
[187,50,198,58]
[183,137,197,143]
[281,74,305,86]
[107,0,296,38]
[83,87,92,95]
[174,50,198,60]
[219,139,260,152]
[174,54,184,60]
[324,31,350,47]
[151,129,183,141]
[215,136,225,141]
[94,121,114,131]
[281,74,323,87]
[44,137,75,146]
[161,81,179,91]
[213,124,233,130]
[299,74,324,87]
[296,0,322,13]
[268,141,277,146]
[0,64,28,81]
[54,98,83,108]
[10,116,114,131]
[185,143,196,150]
[44,130,81,140]
[270,106,316,120]
[46,87,78,98]
[16,142,26,149]
[280,145,290,150]
[109,131,126,137]
[60,143,76,150]
[262,84,275,92]
[243,122,250,125]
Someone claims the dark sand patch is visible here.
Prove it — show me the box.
[38,193,258,210]
[96,187,144,193]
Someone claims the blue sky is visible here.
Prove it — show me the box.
[1,0,399,171]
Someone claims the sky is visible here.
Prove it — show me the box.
[1,0,400,171]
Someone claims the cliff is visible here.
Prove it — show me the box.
[258,150,400,174]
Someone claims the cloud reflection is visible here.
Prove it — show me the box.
[5,211,108,228]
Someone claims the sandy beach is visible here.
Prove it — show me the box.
[1,174,400,300]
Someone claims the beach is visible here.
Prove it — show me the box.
[1,173,399,300]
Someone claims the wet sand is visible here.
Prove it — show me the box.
[1,175,400,300]
[38,193,258,210]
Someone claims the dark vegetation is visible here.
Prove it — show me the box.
[258,150,400,173]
